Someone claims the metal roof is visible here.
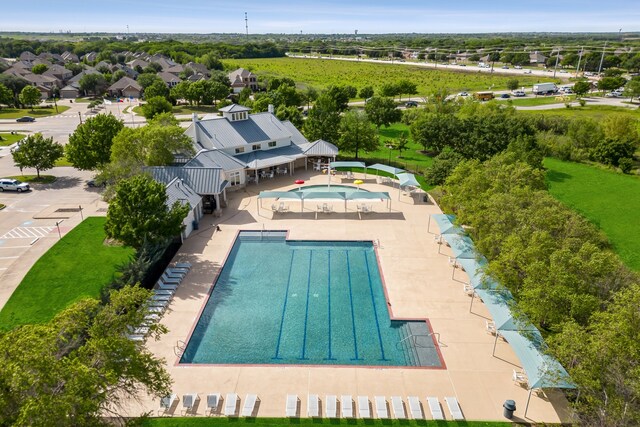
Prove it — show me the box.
[236,144,306,170]
[165,177,201,209]
[282,121,312,146]
[219,103,251,113]
[193,113,294,150]
[330,161,366,169]
[368,163,405,176]
[397,173,420,188]
[303,139,339,157]
[146,166,224,195]
[185,150,246,172]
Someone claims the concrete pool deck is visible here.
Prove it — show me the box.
[128,171,571,423]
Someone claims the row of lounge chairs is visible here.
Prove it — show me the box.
[286,394,463,420]
[160,393,258,417]
[126,262,192,341]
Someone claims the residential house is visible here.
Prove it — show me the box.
[60,83,81,99]
[61,51,79,63]
[81,52,98,63]
[148,54,177,71]
[529,51,547,64]
[69,68,101,84]
[19,51,37,62]
[22,73,59,98]
[43,64,73,82]
[165,64,184,77]
[94,61,113,72]
[113,64,139,79]
[107,76,142,98]
[157,71,182,88]
[228,68,258,93]
[127,58,149,71]
[185,61,209,76]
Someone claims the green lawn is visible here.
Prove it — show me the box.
[6,174,56,184]
[544,158,640,271]
[0,132,25,146]
[54,155,73,167]
[141,418,510,427]
[509,95,575,107]
[521,105,640,122]
[0,106,70,119]
[224,58,547,93]
[173,105,220,114]
[0,217,134,331]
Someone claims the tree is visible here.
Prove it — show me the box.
[393,132,409,158]
[0,83,13,108]
[276,105,304,128]
[136,73,162,90]
[31,63,48,74]
[597,76,627,93]
[506,79,519,91]
[143,80,169,100]
[67,113,124,170]
[19,85,41,111]
[425,148,465,185]
[111,69,126,83]
[142,96,172,119]
[197,52,223,70]
[206,80,230,106]
[625,76,640,102]
[573,80,591,98]
[324,85,355,111]
[338,110,379,159]
[359,86,374,100]
[0,74,29,107]
[11,133,63,178]
[105,174,190,248]
[0,286,171,426]
[364,96,401,130]
[410,112,459,153]
[396,79,418,101]
[78,73,107,96]
[303,93,341,143]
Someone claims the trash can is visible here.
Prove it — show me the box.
[503,400,516,419]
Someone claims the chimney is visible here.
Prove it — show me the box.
[192,112,198,124]
[268,104,274,114]
[192,113,200,145]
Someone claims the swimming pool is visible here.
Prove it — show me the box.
[180,231,442,367]
[289,185,366,195]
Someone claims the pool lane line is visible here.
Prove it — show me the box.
[273,250,296,360]
[364,251,389,361]
[299,250,312,360]
[324,250,335,360]
[346,251,362,361]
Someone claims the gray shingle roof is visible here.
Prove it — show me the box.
[108,76,142,91]
[146,166,224,195]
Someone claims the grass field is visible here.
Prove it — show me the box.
[0,217,134,331]
[173,105,220,114]
[6,174,56,184]
[0,106,70,119]
[520,105,640,122]
[509,95,576,107]
[54,155,73,167]
[141,418,510,427]
[544,158,640,271]
[224,58,547,94]
[0,132,25,146]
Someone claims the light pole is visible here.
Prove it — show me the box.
[386,144,394,165]
[78,111,82,124]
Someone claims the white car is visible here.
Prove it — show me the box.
[514,65,522,69]
[511,90,526,97]
[606,91,623,98]
[457,91,470,97]
[0,178,30,192]
[523,70,532,74]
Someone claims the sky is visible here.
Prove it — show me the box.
[0,0,638,34]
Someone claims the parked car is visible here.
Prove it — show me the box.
[0,178,30,192]
[16,116,35,122]
[404,101,418,108]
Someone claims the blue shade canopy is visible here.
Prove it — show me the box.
[457,257,492,288]
[368,163,405,175]
[346,191,391,200]
[330,161,366,169]
[499,329,576,390]
[301,192,346,200]
[431,214,463,235]
[257,191,303,200]
[475,289,535,331]
[397,173,420,187]
[441,233,477,259]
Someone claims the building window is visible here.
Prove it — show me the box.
[268,141,277,148]
[229,171,241,186]
[235,147,245,154]
[231,113,237,121]
[252,144,261,151]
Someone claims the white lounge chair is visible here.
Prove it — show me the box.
[445,397,464,420]
[391,396,405,419]
[286,394,298,417]
[160,394,178,412]
[408,396,423,419]
[513,369,528,386]
[241,394,258,417]
[207,393,221,414]
[427,397,444,420]
[486,320,497,335]
[357,396,370,418]
[307,394,319,417]
[325,395,337,418]
[341,395,353,418]
[375,396,388,419]
[224,393,238,416]
[464,283,475,296]
[182,393,198,414]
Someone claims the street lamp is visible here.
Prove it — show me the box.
[386,143,394,165]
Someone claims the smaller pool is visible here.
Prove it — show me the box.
[290,185,368,195]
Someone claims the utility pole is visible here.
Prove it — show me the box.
[597,41,607,75]
[245,12,248,40]
[575,46,584,78]
[553,50,560,78]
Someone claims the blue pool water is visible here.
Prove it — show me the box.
[180,231,441,367]
[289,185,367,195]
